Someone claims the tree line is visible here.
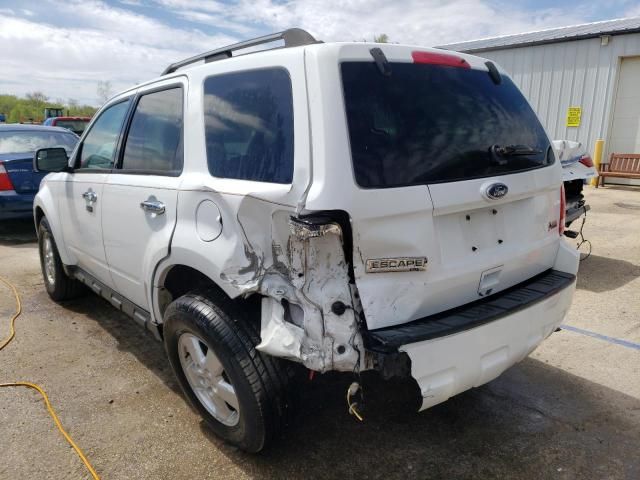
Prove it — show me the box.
[0,92,98,123]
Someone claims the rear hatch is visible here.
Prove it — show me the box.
[340,48,563,330]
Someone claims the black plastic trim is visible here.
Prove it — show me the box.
[364,269,576,353]
[369,48,392,76]
[68,266,161,340]
[72,168,113,174]
[109,169,182,177]
[485,61,502,84]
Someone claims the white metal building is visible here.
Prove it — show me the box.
[440,17,640,177]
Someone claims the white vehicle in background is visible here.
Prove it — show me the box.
[553,140,598,228]
[32,29,579,452]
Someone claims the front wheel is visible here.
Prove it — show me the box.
[38,217,84,301]
[163,291,294,452]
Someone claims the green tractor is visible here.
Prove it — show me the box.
[43,107,64,119]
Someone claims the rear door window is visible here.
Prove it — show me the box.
[120,87,183,174]
[341,62,554,188]
[203,68,294,184]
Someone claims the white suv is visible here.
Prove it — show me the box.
[33,29,579,452]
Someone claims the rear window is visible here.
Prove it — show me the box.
[203,68,294,184]
[0,130,78,155]
[341,62,554,188]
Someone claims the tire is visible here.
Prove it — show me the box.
[163,290,295,452]
[38,217,85,301]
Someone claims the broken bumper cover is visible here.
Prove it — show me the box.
[365,269,576,411]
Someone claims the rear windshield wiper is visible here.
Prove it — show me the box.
[490,144,542,156]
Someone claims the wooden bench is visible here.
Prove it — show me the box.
[597,153,640,187]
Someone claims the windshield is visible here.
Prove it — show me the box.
[341,62,554,188]
[54,120,89,135]
[0,130,78,155]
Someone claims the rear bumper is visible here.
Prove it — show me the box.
[365,240,579,411]
[401,276,575,410]
[365,270,575,352]
[0,191,35,220]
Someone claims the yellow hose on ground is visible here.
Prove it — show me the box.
[346,382,364,421]
[0,275,20,350]
[0,275,101,480]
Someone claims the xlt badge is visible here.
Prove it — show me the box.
[365,257,428,273]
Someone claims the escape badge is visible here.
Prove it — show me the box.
[365,257,428,273]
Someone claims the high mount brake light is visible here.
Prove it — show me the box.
[579,154,594,168]
[411,51,471,69]
[0,163,15,192]
[559,184,566,236]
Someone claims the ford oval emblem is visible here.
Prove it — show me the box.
[486,183,508,200]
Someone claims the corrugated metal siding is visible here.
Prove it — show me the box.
[439,16,640,52]
[475,33,640,158]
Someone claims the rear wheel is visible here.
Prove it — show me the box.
[163,290,295,452]
[38,217,84,301]
[178,332,240,427]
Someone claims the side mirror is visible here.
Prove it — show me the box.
[34,148,70,173]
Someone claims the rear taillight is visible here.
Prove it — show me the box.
[411,51,471,69]
[579,154,594,168]
[559,184,566,236]
[0,163,15,191]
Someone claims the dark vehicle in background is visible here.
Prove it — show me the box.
[0,124,78,220]
[44,107,64,119]
[42,116,92,136]
[553,140,598,227]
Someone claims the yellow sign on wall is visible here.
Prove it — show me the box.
[566,107,581,127]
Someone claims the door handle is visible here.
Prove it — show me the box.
[82,190,97,202]
[140,200,166,215]
[82,190,97,212]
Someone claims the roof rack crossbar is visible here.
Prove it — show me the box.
[162,28,318,75]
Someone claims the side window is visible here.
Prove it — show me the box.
[79,100,130,169]
[121,87,184,174]
[203,68,294,184]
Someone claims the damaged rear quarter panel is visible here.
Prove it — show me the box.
[157,188,363,373]
[236,206,363,373]
[221,200,364,372]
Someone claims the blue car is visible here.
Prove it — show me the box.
[0,124,78,220]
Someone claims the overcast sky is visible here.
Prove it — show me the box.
[1,0,639,106]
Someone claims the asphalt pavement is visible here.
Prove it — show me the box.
[0,185,639,479]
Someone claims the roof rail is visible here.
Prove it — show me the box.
[162,28,319,75]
